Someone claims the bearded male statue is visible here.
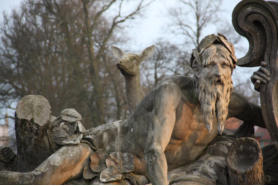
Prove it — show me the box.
[0,34,265,185]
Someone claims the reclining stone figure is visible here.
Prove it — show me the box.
[0,34,266,184]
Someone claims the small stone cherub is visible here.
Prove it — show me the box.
[48,108,86,151]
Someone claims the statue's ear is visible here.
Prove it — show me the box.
[111,46,123,59]
[140,45,155,61]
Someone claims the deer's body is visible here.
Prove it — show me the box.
[112,46,155,112]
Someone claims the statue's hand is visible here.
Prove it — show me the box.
[251,61,271,91]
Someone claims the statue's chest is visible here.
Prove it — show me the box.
[172,102,217,145]
[166,102,218,169]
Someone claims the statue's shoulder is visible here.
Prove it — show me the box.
[150,76,194,95]
[153,75,196,100]
[168,76,198,103]
[168,75,195,89]
[152,76,195,95]
[155,75,193,86]
[138,76,195,108]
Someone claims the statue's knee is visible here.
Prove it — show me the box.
[144,144,163,163]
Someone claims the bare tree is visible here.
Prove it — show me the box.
[169,0,222,49]
[141,40,191,91]
[0,0,151,128]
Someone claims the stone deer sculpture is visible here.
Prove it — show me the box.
[112,45,155,113]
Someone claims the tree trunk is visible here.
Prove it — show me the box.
[226,137,264,184]
[15,95,53,171]
[262,144,278,184]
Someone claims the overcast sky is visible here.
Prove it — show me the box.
[0,0,257,119]
[0,0,243,51]
[124,0,242,48]
[0,0,257,83]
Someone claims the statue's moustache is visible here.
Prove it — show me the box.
[211,76,225,85]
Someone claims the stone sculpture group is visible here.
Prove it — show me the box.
[0,33,269,185]
[1,0,278,184]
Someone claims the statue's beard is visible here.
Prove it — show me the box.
[197,76,233,135]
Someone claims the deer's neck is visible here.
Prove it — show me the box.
[125,74,143,112]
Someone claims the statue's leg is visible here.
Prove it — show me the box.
[0,143,92,184]
[144,83,181,185]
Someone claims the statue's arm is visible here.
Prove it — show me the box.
[228,62,271,128]
[144,82,181,185]
[228,92,265,128]
[0,143,92,184]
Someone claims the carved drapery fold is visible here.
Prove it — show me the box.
[232,0,278,148]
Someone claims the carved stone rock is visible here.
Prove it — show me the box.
[60,108,82,123]
[16,95,51,126]
[226,137,264,184]
[83,162,97,180]
[106,152,135,173]
[15,95,53,171]
[100,167,123,183]
[89,151,107,173]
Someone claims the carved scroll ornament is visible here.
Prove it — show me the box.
[232,0,278,148]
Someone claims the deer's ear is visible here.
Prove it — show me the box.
[140,45,155,61]
[111,46,123,59]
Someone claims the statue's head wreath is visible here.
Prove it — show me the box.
[190,33,237,69]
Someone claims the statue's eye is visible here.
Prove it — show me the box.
[204,63,214,68]
[221,63,227,68]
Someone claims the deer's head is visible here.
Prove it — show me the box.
[112,45,155,76]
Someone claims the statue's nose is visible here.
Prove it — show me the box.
[214,73,221,78]
[214,65,223,76]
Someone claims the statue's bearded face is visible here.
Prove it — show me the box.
[197,45,234,134]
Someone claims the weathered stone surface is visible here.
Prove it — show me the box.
[0,147,16,171]
[60,108,82,123]
[83,162,97,180]
[90,177,130,185]
[124,173,149,185]
[112,45,155,113]
[227,137,264,184]
[50,125,83,146]
[15,114,52,171]
[100,167,122,183]
[89,151,107,173]
[47,110,85,151]
[168,136,234,185]
[65,178,89,185]
[107,152,135,173]
[0,147,16,164]
[0,144,92,184]
[16,95,51,126]
[263,144,278,184]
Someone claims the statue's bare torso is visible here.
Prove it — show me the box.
[87,74,263,185]
[165,78,218,169]
[118,76,217,169]
[0,34,267,185]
